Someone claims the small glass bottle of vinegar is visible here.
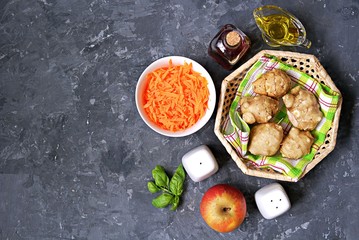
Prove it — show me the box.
[208,24,251,70]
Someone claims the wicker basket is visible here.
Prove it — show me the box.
[214,50,342,182]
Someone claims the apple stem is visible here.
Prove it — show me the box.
[223,207,231,212]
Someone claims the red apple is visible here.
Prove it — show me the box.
[200,184,246,233]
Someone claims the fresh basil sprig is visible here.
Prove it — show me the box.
[147,164,186,211]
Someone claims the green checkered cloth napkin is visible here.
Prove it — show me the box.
[222,54,340,181]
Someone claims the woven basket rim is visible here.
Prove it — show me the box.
[214,50,342,182]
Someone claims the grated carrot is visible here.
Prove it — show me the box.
[143,60,210,132]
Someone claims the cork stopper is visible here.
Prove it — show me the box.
[225,31,241,47]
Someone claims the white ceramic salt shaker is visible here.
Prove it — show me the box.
[182,145,219,182]
[255,183,291,220]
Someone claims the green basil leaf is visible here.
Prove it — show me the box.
[152,165,169,188]
[171,195,180,211]
[175,164,186,180]
[169,164,185,196]
[152,193,174,208]
[169,173,184,196]
[147,181,160,193]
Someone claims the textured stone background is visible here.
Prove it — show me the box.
[0,0,358,239]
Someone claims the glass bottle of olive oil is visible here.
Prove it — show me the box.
[253,5,311,48]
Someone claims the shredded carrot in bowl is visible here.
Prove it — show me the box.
[143,60,210,132]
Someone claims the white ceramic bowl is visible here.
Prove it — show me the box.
[135,56,216,137]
